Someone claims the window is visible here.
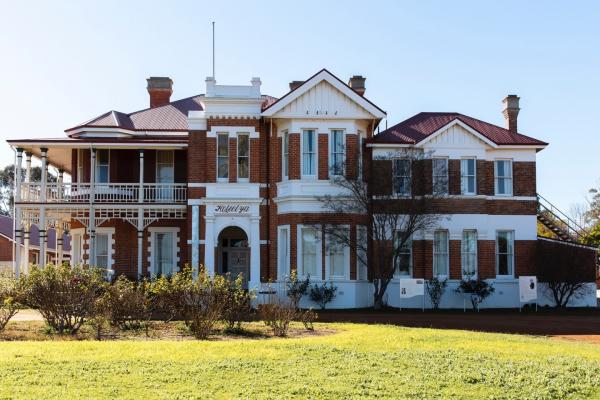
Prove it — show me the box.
[495,160,513,196]
[95,150,109,183]
[71,232,83,265]
[155,231,175,276]
[433,230,449,277]
[394,231,412,276]
[302,129,316,176]
[278,227,289,279]
[460,158,476,195]
[237,134,249,180]
[496,230,514,277]
[77,149,84,183]
[282,131,289,179]
[330,129,345,175]
[461,230,478,277]
[95,234,109,269]
[393,159,411,196]
[432,158,448,194]
[217,133,229,179]
[300,227,318,277]
[327,228,348,279]
[356,226,368,281]
[156,150,174,200]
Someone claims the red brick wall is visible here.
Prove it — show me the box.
[228,137,237,183]
[346,134,358,180]
[288,133,300,179]
[318,134,329,180]
[0,236,12,261]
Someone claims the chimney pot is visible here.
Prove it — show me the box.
[289,80,304,91]
[502,94,520,133]
[348,75,366,96]
[146,77,173,108]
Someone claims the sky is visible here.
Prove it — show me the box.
[0,0,599,213]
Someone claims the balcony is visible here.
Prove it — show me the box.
[19,182,187,204]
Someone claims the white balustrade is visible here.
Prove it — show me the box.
[18,182,186,204]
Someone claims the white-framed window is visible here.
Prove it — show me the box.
[277,225,290,280]
[356,225,368,281]
[494,159,513,196]
[70,228,85,265]
[237,133,249,181]
[149,227,179,277]
[329,129,345,176]
[156,150,175,200]
[394,231,412,277]
[77,149,84,183]
[32,252,39,266]
[460,158,476,195]
[326,227,349,280]
[433,230,449,277]
[298,225,320,278]
[282,131,289,179]
[302,129,317,176]
[217,133,229,180]
[393,158,411,196]
[95,149,109,183]
[461,230,478,277]
[432,157,448,195]
[496,230,514,277]
[96,234,109,269]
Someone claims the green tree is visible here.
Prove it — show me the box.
[0,164,55,216]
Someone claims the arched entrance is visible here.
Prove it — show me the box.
[217,226,250,287]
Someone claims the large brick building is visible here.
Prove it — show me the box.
[6,69,596,308]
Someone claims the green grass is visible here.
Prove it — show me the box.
[1,323,600,399]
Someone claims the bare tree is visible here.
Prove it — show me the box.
[316,150,445,309]
[536,239,596,308]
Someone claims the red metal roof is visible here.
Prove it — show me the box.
[372,112,547,146]
[66,94,278,134]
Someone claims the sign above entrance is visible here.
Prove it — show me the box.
[214,204,251,215]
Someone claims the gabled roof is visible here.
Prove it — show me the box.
[66,95,277,134]
[372,112,547,147]
[261,68,386,118]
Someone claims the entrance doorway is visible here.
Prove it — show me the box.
[217,226,250,287]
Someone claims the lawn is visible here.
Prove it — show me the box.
[1,323,600,399]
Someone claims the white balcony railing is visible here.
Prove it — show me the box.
[19,182,187,204]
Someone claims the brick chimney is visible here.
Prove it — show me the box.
[289,81,304,91]
[348,75,366,96]
[502,94,520,133]
[147,77,173,108]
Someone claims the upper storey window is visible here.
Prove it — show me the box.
[282,131,289,179]
[432,158,448,195]
[95,150,109,183]
[494,160,513,196]
[393,159,411,196]
[217,133,229,180]
[330,129,345,176]
[460,158,476,195]
[302,129,316,177]
[237,134,249,181]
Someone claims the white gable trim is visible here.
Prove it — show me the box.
[262,70,386,119]
[417,119,498,149]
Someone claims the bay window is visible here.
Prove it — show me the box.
[302,129,316,176]
[494,160,513,196]
[496,230,514,277]
[327,228,348,280]
[461,158,476,195]
[300,227,318,277]
[433,230,449,277]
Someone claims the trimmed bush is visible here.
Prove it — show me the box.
[0,274,22,332]
[426,277,448,310]
[259,300,296,337]
[222,274,253,332]
[309,282,337,310]
[23,264,106,334]
[286,270,310,309]
[181,269,227,340]
[102,276,153,331]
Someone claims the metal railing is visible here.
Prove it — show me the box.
[19,182,187,204]
[537,193,590,242]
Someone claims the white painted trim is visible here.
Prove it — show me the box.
[207,126,259,139]
[148,227,180,277]
[297,224,322,281]
[95,227,115,272]
[493,158,513,196]
[301,129,318,178]
[277,225,291,280]
[324,225,350,281]
[236,132,250,182]
[417,119,498,149]
[261,69,386,119]
[328,128,346,177]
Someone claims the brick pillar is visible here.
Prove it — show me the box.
[289,133,300,179]
[318,133,329,180]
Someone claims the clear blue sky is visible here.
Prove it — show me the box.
[1,0,599,212]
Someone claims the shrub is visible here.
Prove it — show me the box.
[23,264,106,334]
[0,274,23,332]
[298,308,317,331]
[286,270,310,309]
[150,266,193,321]
[103,276,153,332]
[259,300,296,337]
[182,269,227,339]
[456,273,495,311]
[309,282,338,310]
[222,273,253,332]
[426,277,448,310]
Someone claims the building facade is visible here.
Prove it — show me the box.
[7,69,596,308]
